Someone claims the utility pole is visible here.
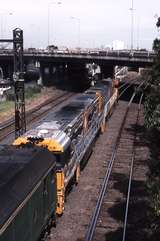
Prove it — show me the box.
[47,1,62,46]
[70,16,81,47]
[13,28,26,138]
[130,0,134,51]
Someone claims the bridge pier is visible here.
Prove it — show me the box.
[40,62,66,86]
[66,62,89,88]
[39,62,90,89]
[0,60,13,80]
[100,64,114,79]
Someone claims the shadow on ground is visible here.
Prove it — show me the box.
[103,121,150,241]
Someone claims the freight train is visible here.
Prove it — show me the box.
[0,79,118,241]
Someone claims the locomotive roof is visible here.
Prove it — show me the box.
[30,93,95,128]
[14,81,112,150]
[15,93,96,150]
[0,145,56,233]
[86,80,112,99]
[53,93,95,122]
[23,93,96,135]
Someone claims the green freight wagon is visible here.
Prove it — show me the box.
[0,145,57,241]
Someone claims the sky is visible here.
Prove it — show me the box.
[0,0,159,50]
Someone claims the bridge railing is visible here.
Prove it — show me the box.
[0,48,156,59]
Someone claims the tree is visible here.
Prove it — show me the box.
[144,17,160,130]
[153,38,160,53]
[156,17,160,28]
[145,16,160,240]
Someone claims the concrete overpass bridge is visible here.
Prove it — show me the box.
[24,49,154,65]
[0,48,155,85]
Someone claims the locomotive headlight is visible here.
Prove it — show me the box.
[38,129,48,137]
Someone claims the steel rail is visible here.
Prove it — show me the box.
[122,92,143,241]
[119,78,146,99]
[119,82,136,99]
[118,77,139,91]
[84,88,139,241]
[0,91,68,129]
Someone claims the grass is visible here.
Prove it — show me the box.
[0,86,42,115]
[0,101,14,113]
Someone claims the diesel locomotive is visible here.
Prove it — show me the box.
[13,79,118,215]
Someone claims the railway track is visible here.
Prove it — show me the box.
[118,78,145,100]
[0,92,75,141]
[84,90,144,241]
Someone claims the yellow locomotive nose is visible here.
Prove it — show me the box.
[13,137,29,145]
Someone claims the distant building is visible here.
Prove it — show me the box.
[112,40,125,50]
